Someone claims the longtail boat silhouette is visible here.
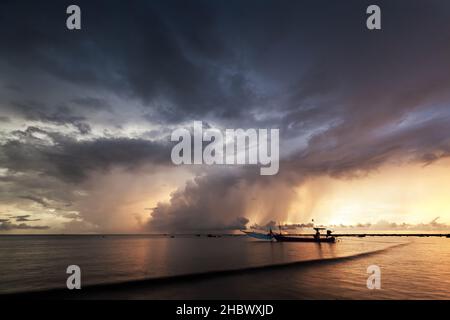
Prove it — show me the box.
[242,224,336,243]
[273,227,336,243]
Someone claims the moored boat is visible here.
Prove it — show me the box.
[243,225,336,243]
[273,234,336,243]
[273,226,336,243]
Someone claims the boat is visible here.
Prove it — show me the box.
[273,227,336,243]
[241,230,274,241]
[273,234,336,243]
[243,225,336,243]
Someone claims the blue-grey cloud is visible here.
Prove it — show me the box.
[1,0,450,232]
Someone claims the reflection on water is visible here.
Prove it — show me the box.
[2,235,448,299]
[0,235,400,294]
[82,237,450,300]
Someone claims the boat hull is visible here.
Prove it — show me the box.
[273,234,336,243]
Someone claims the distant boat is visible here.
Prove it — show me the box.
[241,230,274,241]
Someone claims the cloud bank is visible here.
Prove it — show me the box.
[1,1,450,232]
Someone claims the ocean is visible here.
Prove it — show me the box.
[0,235,449,299]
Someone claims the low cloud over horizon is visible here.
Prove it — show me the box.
[1,0,450,233]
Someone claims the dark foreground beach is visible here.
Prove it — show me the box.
[1,236,449,299]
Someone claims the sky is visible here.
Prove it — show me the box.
[1,0,450,233]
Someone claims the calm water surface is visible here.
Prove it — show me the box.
[0,235,448,299]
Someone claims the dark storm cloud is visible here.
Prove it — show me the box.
[150,172,252,231]
[146,0,450,230]
[7,100,84,124]
[14,215,41,222]
[1,0,450,231]
[0,123,174,231]
[1,127,172,183]
[0,221,49,231]
[2,0,450,125]
[287,113,450,179]
[0,0,255,123]
[147,163,300,231]
[70,97,111,111]
[73,122,91,135]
